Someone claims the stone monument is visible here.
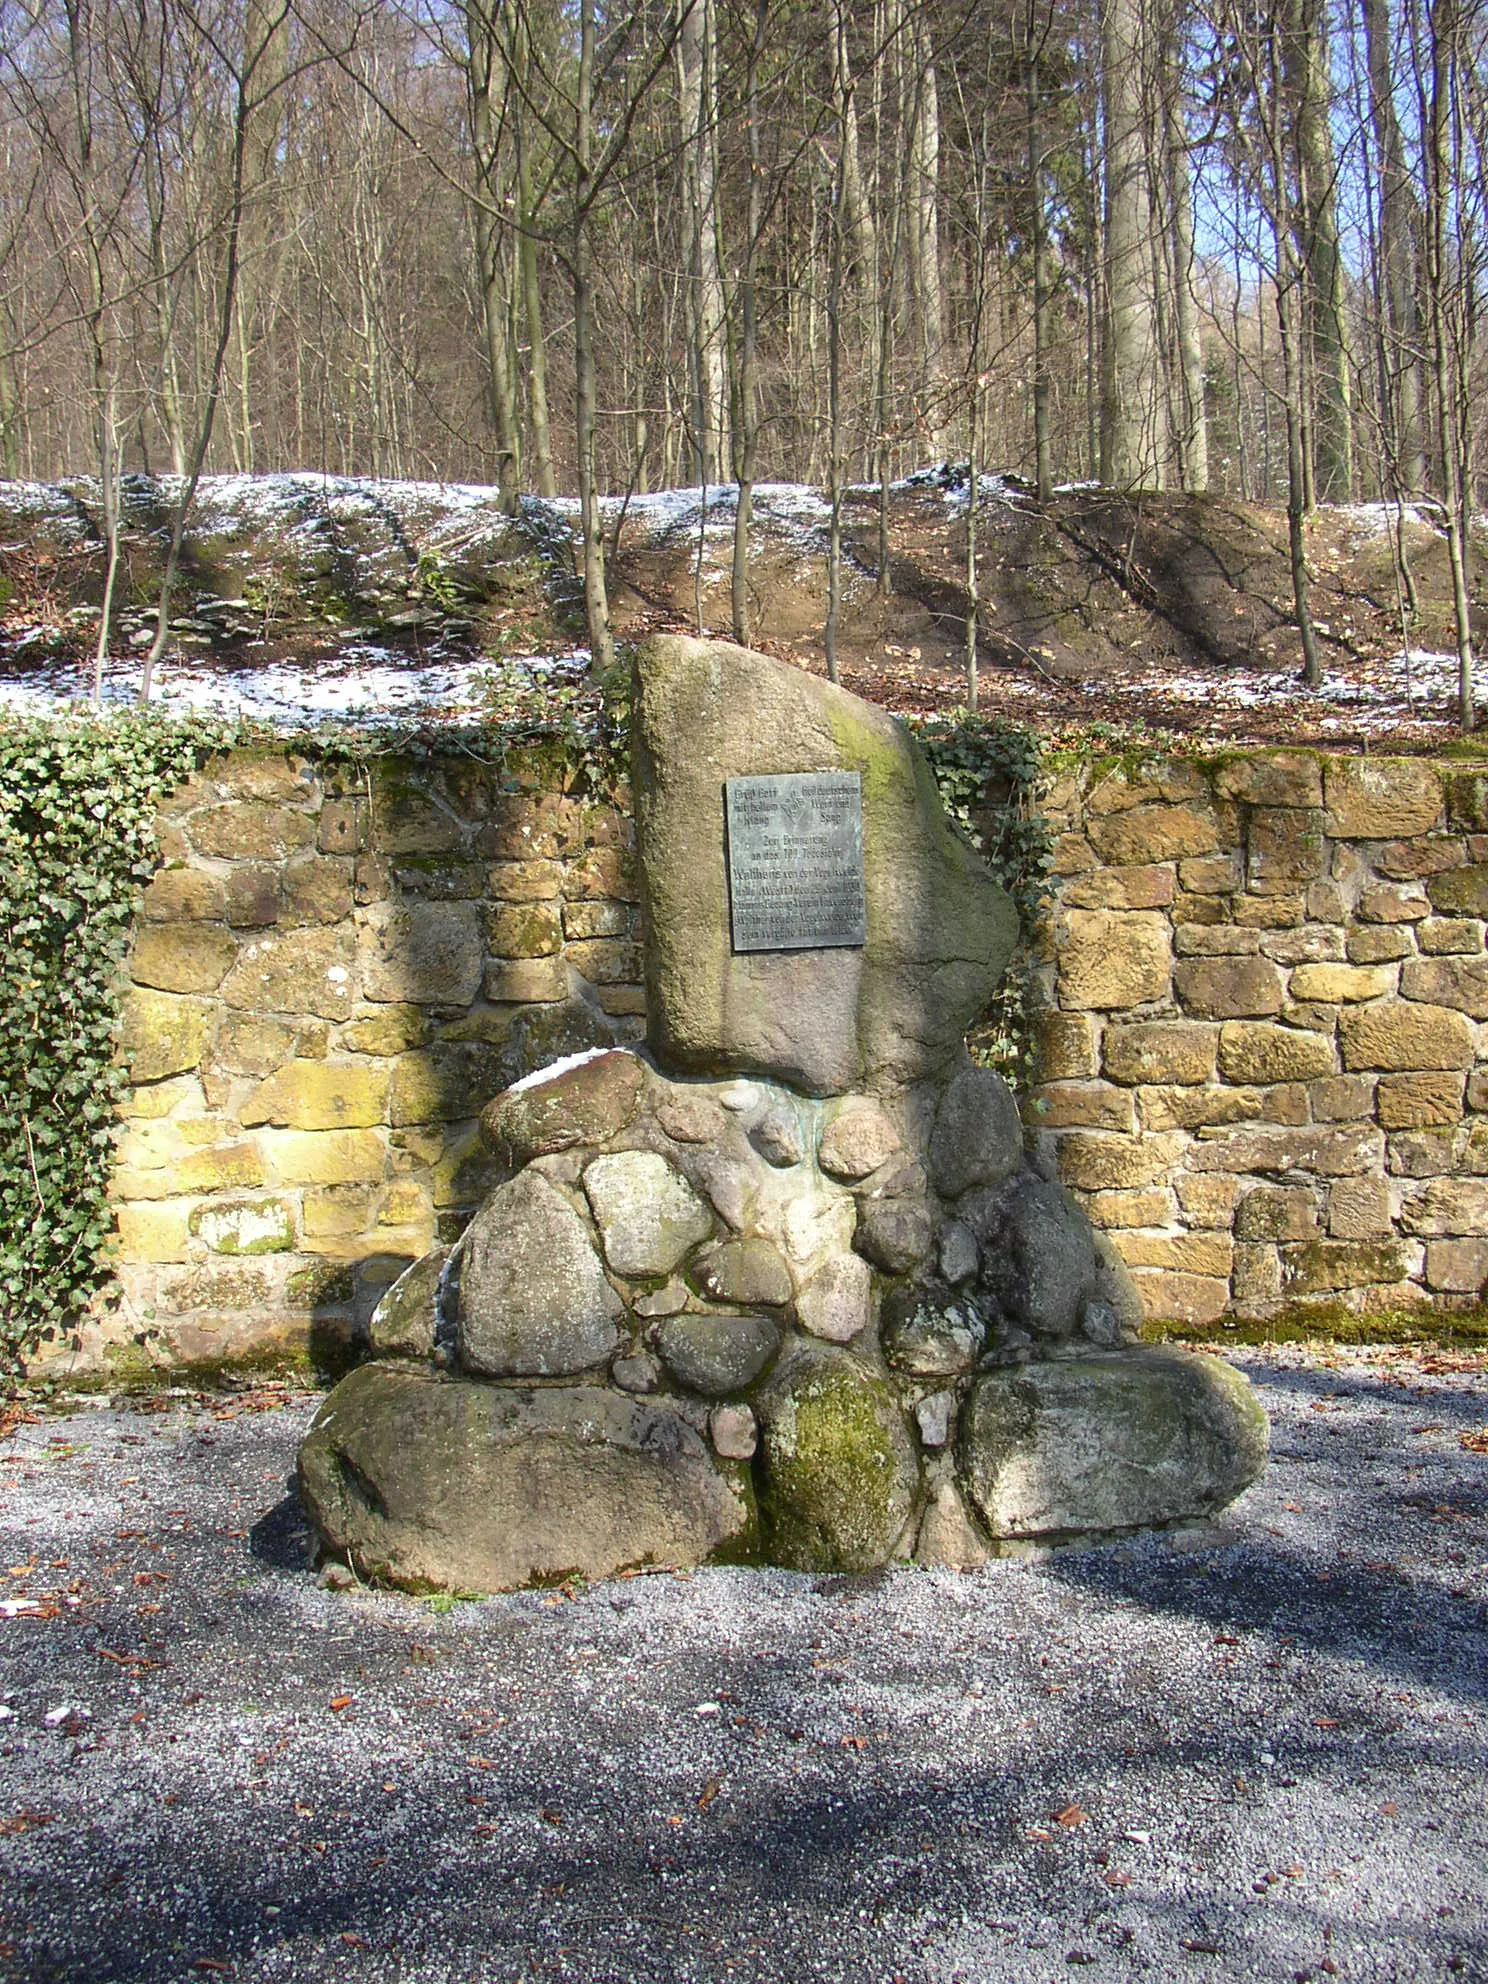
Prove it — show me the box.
[298,634,1267,1591]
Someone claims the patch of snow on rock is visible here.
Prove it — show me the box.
[502,1046,624,1098]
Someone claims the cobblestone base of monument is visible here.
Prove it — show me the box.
[297,1048,1269,1591]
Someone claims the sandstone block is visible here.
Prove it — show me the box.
[1111,1231,1233,1278]
[1217,1021,1337,1084]
[241,1059,389,1131]
[1174,956,1283,1019]
[1400,954,1488,1017]
[299,1367,747,1593]
[223,866,280,928]
[114,1201,193,1264]
[1037,1012,1097,1080]
[1359,887,1429,924]
[1289,963,1395,1004]
[281,854,354,926]
[1060,864,1176,910]
[1327,1177,1392,1240]
[583,1150,714,1277]
[1102,1021,1216,1086]
[118,990,212,1084]
[318,797,367,854]
[1054,1133,1176,1191]
[1282,1240,1407,1295]
[188,802,315,861]
[1424,1240,1488,1294]
[487,858,563,902]
[362,902,483,1006]
[565,847,638,902]
[1377,1071,1466,1130]
[1443,770,1488,830]
[1339,1001,1475,1071]
[915,1484,990,1568]
[1058,910,1172,1011]
[566,938,643,986]
[1085,803,1221,866]
[1034,1082,1136,1131]
[129,923,238,995]
[188,1197,294,1255]
[1246,808,1327,889]
[1231,1242,1282,1310]
[1176,1175,1241,1228]
[1213,751,1322,808]
[1188,1125,1384,1177]
[1260,926,1346,966]
[1324,758,1441,838]
[1082,1187,1174,1228]
[563,900,630,940]
[484,957,569,1003]
[1125,1269,1231,1325]
[1417,918,1483,956]
[141,866,228,922]
[755,1344,918,1571]
[1179,852,1242,894]
[221,927,359,1021]
[958,1350,1267,1539]
[1398,1177,1488,1235]
[1348,927,1413,963]
[341,1006,428,1056]
[1235,1185,1318,1243]
[1136,1086,1262,1133]
[1175,925,1261,956]
[369,775,464,856]
[1388,1132,1455,1178]
[389,1045,510,1127]
[265,1129,385,1187]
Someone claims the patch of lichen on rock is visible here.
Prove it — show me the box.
[756,1348,918,1571]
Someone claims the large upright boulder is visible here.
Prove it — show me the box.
[634,635,1018,1095]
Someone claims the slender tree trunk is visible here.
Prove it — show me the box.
[731,0,765,647]
[1101,0,1167,487]
[575,0,614,675]
[512,12,556,501]
[1026,12,1052,501]
[1283,0,1352,501]
[466,0,521,512]
[908,20,945,455]
[825,115,846,685]
[1165,18,1208,493]
[1364,0,1425,493]
[965,380,979,709]
[676,0,727,486]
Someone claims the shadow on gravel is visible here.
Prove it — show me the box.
[249,1490,314,1574]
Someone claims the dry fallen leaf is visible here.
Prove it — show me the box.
[697,1777,722,1811]
[328,1695,353,1713]
[1054,1803,1088,1828]
[1459,1429,1488,1455]
[0,1811,54,1837]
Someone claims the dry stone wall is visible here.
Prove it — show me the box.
[95,740,1488,1375]
[105,744,642,1371]
[1032,750,1488,1330]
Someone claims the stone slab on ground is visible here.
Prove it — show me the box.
[1,1344,1484,1983]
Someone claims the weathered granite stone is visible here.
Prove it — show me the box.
[368,1248,447,1360]
[939,1220,979,1284]
[881,1285,986,1375]
[634,635,1017,1094]
[793,1252,872,1342]
[958,1349,1269,1539]
[481,1050,644,1164]
[750,1107,805,1167]
[914,1390,956,1448]
[853,1198,934,1274]
[969,1173,1099,1342]
[652,1313,781,1396]
[915,1482,990,1568]
[928,1065,1023,1197]
[299,1366,749,1592]
[692,1237,792,1307]
[634,1281,688,1318]
[655,1086,729,1144]
[710,1404,759,1459]
[611,1351,660,1393]
[755,1344,919,1571]
[818,1097,901,1180]
[583,1150,714,1276]
[458,1170,622,1377]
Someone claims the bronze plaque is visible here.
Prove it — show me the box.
[725,771,867,952]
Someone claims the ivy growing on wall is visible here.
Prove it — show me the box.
[0,712,236,1373]
[915,712,1054,1088]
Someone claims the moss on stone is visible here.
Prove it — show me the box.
[757,1350,918,1572]
[1143,1299,1488,1348]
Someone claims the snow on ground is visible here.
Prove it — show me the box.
[0,645,589,729]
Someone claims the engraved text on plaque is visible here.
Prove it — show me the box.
[725,771,867,952]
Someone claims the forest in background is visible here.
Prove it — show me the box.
[1,0,1485,710]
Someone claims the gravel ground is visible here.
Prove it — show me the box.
[1,1344,1485,1984]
